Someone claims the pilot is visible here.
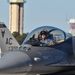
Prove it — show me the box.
[39,30,54,46]
[40,31,47,40]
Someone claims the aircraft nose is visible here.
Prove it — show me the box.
[0,51,32,74]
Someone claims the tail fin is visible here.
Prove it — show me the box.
[0,22,20,57]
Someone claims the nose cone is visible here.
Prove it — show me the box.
[0,51,32,74]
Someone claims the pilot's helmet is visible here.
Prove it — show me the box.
[40,30,47,35]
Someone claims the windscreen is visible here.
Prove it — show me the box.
[22,26,72,46]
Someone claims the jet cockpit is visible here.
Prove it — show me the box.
[23,26,72,47]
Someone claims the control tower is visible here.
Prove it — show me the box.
[8,0,25,35]
[69,19,75,36]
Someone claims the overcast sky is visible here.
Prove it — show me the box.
[0,0,75,33]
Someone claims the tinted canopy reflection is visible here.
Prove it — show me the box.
[23,26,71,46]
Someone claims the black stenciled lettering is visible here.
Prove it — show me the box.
[1,30,5,38]
[6,38,12,45]
[6,38,9,44]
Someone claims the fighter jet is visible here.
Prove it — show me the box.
[0,23,75,75]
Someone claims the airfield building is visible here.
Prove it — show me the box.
[8,0,25,35]
[69,19,75,36]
